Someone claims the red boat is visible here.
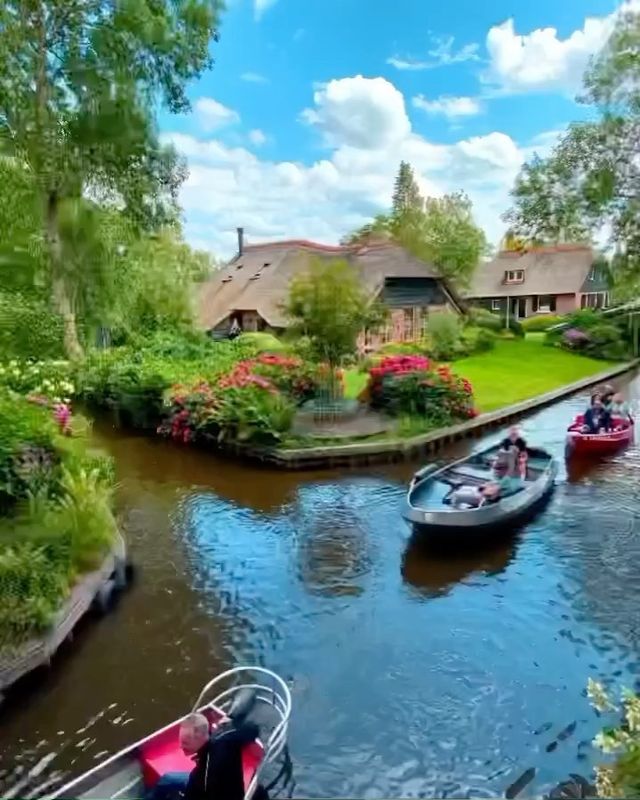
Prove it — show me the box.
[566,414,634,456]
[47,667,292,800]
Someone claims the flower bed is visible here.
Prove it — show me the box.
[365,354,477,425]
[160,353,324,448]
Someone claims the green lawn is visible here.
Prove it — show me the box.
[452,337,615,412]
[343,337,617,411]
[343,368,368,399]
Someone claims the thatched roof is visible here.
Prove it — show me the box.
[198,239,461,329]
[467,245,596,298]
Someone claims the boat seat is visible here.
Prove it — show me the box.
[139,722,263,791]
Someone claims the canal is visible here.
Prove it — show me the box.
[1,374,640,799]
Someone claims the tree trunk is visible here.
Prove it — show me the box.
[46,192,83,359]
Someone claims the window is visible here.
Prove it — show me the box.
[581,292,609,309]
[587,266,596,281]
[533,295,556,313]
[249,273,261,281]
[221,276,233,283]
[491,299,501,311]
[505,269,524,283]
[235,262,243,270]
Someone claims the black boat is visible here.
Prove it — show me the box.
[403,444,557,540]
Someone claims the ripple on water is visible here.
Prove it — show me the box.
[3,375,640,797]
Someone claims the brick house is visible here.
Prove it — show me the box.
[197,230,463,351]
[466,245,610,319]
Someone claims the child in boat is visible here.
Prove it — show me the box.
[582,393,612,434]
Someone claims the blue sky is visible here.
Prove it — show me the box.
[160,0,630,256]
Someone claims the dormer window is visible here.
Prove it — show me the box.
[221,276,233,283]
[262,262,270,269]
[249,273,261,281]
[587,266,597,281]
[505,269,524,284]
[236,262,243,270]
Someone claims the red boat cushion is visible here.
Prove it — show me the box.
[139,712,263,791]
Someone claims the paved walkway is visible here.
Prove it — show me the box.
[292,408,392,439]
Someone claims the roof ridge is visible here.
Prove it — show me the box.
[242,238,397,254]
[497,244,592,256]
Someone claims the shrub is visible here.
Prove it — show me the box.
[521,314,564,332]
[467,307,503,333]
[427,311,462,360]
[0,540,70,646]
[503,316,525,337]
[551,319,630,361]
[378,341,426,356]
[460,326,496,354]
[236,332,289,353]
[0,359,75,403]
[365,356,477,423]
[0,392,59,508]
[0,292,65,360]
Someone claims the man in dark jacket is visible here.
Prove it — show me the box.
[184,715,259,800]
[146,712,259,800]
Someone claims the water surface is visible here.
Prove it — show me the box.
[1,375,639,798]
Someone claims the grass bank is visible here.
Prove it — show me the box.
[344,337,616,412]
[452,337,615,412]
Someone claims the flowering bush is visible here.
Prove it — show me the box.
[587,678,640,797]
[365,355,477,423]
[160,358,300,448]
[220,353,321,404]
[563,327,591,350]
[0,359,75,404]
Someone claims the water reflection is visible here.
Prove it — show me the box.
[401,533,517,599]
[1,373,640,798]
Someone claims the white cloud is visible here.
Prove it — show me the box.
[387,35,480,71]
[171,75,555,257]
[413,94,482,118]
[241,71,269,84]
[254,0,277,20]
[194,97,240,131]
[484,1,640,94]
[301,75,410,149]
[248,129,267,146]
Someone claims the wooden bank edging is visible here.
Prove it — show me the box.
[248,360,639,470]
[0,533,127,698]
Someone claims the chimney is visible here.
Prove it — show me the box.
[237,226,244,256]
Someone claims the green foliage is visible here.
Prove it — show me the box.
[236,332,290,353]
[426,310,462,360]
[505,9,640,282]
[0,0,223,356]
[0,358,74,402]
[460,326,497,354]
[284,258,383,372]
[0,392,59,507]
[504,316,525,337]
[520,314,565,332]
[378,341,426,356]
[0,292,65,360]
[346,164,488,287]
[545,309,630,360]
[587,679,640,798]
[75,337,258,430]
[214,386,295,446]
[468,307,504,333]
[0,539,70,646]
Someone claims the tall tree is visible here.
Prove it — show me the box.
[391,161,423,216]
[0,0,222,357]
[505,8,640,282]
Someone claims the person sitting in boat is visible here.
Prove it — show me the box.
[145,709,260,800]
[501,425,527,455]
[451,444,522,507]
[608,392,633,423]
[582,393,612,434]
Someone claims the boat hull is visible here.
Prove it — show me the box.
[566,415,634,456]
[403,446,557,543]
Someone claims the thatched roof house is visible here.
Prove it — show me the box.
[466,245,610,318]
[198,230,463,339]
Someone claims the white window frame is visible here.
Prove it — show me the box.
[581,291,609,309]
[537,295,555,313]
[491,299,501,311]
[505,269,524,283]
